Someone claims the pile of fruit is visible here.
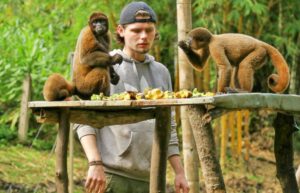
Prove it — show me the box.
[91,88,215,101]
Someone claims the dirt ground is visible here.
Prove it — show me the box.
[166,116,300,193]
[222,125,300,193]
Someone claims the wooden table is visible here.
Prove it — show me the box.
[29,97,214,193]
[29,93,300,193]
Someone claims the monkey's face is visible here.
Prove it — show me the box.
[89,12,109,36]
[92,19,108,35]
[188,28,212,50]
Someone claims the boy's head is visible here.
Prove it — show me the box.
[119,1,157,25]
[116,2,159,45]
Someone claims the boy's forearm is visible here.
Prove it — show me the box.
[168,155,185,175]
[80,134,102,162]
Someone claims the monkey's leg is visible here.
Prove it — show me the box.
[237,48,267,92]
[76,68,110,99]
[81,51,112,67]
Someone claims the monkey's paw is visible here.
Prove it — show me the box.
[110,72,120,85]
[178,40,190,51]
[112,54,123,65]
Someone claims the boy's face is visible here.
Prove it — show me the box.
[117,22,156,55]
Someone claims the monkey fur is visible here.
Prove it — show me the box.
[43,12,122,101]
[43,73,74,101]
[178,27,290,93]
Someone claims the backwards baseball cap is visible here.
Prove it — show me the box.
[119,1,157,25]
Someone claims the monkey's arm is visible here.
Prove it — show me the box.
[81,51,112,67]
[178,40,209,71]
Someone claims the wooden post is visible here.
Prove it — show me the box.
[188,105,226,193]
[273,113,299,193]
[18,73,31,142]
[68,52,74,193]
[177,0,200,192]
[55,108,70,193]
[68,123,74,193]
[150,107,171,193]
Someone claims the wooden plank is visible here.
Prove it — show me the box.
[28,97,215,109]
[35,108,156,128]
[29,94,300,113]
[150,107,171,193]
[212,93,300,112]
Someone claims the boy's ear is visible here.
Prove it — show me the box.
[117,25,125,37]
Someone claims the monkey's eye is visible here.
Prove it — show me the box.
[196,37,204,42]
[93,20,106,26]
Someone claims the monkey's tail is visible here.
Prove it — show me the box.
[264,44,290,93]
[43,73,75,101]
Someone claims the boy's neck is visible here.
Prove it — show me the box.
[123,48,146,62]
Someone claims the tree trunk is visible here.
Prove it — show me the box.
[177,0,199,192]
[188,105,226,193]
[273,113,299,193]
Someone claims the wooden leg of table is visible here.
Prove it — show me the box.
[150,107,171,193]
[55,108,70,193]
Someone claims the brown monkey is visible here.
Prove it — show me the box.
[178,27,290,93]
[43,12,122,101]
[72,11,122,99]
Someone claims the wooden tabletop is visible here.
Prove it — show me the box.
[28,93,300,113]
[28,96,215,109]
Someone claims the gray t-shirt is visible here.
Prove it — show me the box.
[75,49,179,182]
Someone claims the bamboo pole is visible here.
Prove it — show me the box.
[174,44,181,126]
[243,110,250,161]
[194,70,203,92]
[229,112,236,158]
[236,111,243,157]
[220,114,228,168]
[177,0,199,192]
